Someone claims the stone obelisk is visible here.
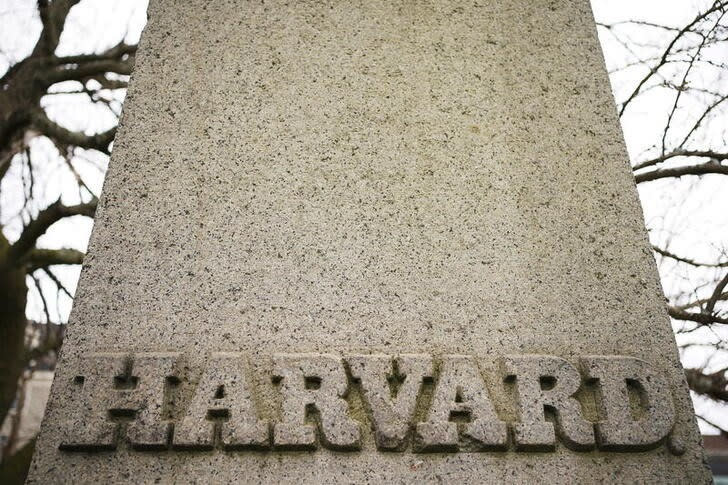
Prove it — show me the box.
[29,0,710,482]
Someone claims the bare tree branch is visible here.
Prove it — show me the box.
[706,272,728,315]
[697,414,728,435]
[653,245,728,267]
[685,367,728,402]
[635,161,728,183]
[668,306,728,325]
[54,42,137,65]
[32,0,81,57]
[678,93,728,147]
[40,267,74,299]
[48,57,135,84]
[3,199,97,268]
[660,10,726,155]
[30,109,116,153]
[678,291,728,311]
[26,248,85,271]
[618,1,728,116]
[597,20,682,32]
[29,273,51,324]
[634,149,728,171]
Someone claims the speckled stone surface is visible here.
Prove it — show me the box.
[28,0,710,483]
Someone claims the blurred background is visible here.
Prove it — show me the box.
[0,0,726,481]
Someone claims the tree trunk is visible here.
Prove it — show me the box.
[0,438,35,484]
[0,244,28,428]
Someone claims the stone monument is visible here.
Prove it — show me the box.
[28,0,711,482]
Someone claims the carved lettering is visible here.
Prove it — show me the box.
[581,355,675,451]
[173,353,268,450]
[504,355,595,451]
[415,355,507,451]
[60,352,178,450]
[126,353,180,449]
[347,354,432,450]
[272,354,361,450]
[56,351,679,455]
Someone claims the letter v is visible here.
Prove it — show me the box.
[347,354,433,450]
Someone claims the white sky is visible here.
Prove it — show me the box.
[0,0,726,433]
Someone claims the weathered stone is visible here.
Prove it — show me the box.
[172,353,268,450]
[347,354,432,450]
[58,354,127,451]
[272,354,360,450]
[415,355,507,451]
[504,354,595,451]
[126,353,180,450]
[59,352,177,451]
[53,350,681,455]
[29,0,709,482]
[581,355,675,451]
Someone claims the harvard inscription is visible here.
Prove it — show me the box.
[57,353,678,454]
